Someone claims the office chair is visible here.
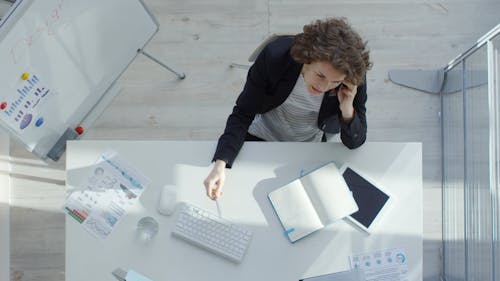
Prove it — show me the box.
[230,33,293,69]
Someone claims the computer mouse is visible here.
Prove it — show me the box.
[158,185,177,216]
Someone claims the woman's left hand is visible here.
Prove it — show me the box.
[337,81,357,122]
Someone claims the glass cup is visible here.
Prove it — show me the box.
[136,216,159,242]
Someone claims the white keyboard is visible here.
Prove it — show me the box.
[172,202,253,263]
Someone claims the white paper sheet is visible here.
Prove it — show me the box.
[350,248,408,281]
[65,151,150,239]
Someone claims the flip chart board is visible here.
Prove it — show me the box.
[0,0,158,160]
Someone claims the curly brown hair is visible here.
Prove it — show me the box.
[290,17,372,85]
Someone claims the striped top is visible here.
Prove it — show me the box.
[248,73,324,142]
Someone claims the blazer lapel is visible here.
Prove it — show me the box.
[268,61,302,108]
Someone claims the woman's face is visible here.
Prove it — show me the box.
[302,61,346,95]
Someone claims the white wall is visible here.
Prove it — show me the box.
[0,133,9,281]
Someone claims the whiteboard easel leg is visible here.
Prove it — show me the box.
[138,49,186,80]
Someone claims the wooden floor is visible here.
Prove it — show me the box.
[3,0,500,280]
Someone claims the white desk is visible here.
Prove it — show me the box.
[66,141,422,281]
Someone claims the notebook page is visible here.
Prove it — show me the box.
[300,163,358,225]
[268,179,323,242]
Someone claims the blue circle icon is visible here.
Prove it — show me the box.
[35,117,44,127]
[396,253,406,264]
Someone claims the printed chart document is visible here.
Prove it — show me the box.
[268,162,358,242]
[350,248,409,281]
[64,152,151,239]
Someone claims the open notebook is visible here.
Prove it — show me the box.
[268,162,358,242]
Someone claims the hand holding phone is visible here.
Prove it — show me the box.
[337,81,357,121]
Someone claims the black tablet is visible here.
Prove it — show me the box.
[340,164,392,233]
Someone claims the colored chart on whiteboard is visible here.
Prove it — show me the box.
[1,70,56,134]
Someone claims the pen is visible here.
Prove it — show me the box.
[215,199,222,217]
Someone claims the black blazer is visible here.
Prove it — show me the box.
[213,36,367,167]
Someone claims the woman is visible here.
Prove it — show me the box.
[204,17,372,200]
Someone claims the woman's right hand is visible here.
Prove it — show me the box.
[203,160,227,200]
